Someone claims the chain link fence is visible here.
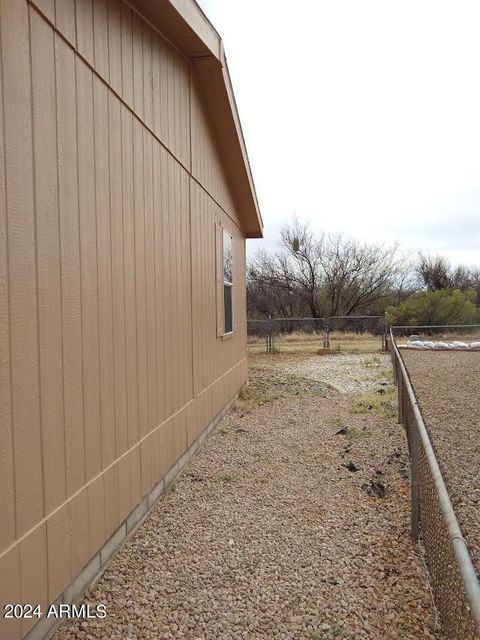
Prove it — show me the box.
[391,331,480,639]
[247,315,388,354]
[390,324,480,343]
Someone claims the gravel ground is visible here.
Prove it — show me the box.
[52,354,442,640]
[277,353,392,394]
[401,349,480,571]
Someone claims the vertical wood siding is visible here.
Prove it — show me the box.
[56,34,86,500]
[0,1,248,633]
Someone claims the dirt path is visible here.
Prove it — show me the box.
[52,355,441,640]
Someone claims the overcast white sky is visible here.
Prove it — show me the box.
[198,0,480,265]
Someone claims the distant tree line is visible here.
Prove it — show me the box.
[247,219,480,326]
[387,254,480,326]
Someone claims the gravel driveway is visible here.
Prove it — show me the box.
[52,354,441,640]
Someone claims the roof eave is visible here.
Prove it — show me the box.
[128,0,263,238]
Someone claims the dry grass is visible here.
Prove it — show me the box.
[247,334,268,345]
[281,330,322,343]
[350,386,397,419]
[345,426,368,440]
[247,330,323,354]
[232,381,274,414]
[329,332,383,354]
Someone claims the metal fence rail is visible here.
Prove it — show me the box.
[391,330,480,639]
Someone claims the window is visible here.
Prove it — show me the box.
[215,224,234,338]
[223,230,233,334]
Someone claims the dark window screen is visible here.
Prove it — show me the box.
[224,284,233,334]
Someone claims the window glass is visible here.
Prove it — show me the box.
[223,230,233,333]
[223,230,232,285]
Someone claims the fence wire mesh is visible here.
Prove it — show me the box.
[417,438,479,639]
[391,333,480,639]
[247,315,387,354]
[325,315,387,351]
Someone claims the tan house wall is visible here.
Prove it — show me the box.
[0,1,249,637]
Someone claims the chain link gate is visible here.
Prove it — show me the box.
[247,314,388,354]
[323,314,388,351]
[247,317,327,354]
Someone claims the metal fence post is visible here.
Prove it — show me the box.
[266,316,273,354]
[323,318,330,349]
[383,312,389,351]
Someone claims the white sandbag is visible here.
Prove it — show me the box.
[401,339,480,350]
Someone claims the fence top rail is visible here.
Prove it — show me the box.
[272,317,326,322]
[248,315,383,322]
[329,315,383,320]
[247,317,326,322]
[390,329,480,633]
[392,324,480,330]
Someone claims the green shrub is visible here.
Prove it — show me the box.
[386,288,479,327]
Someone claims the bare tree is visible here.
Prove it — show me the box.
[247,248,306,318]
[416,253,452,290]
[469,268,480,300]
[416,252,480,294]
[279,219,323,317]
[318,234,407,316]
[247,219,409,318]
